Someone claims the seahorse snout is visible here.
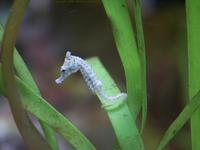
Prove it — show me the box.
[55,76,64,84]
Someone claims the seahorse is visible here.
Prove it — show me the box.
[55,51,127,101]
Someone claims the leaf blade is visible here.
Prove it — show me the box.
[0,24,59,150]
[186,0,200,149]
[157,90,200,150]
[130,0,147,133]
[0,66,96,150]
[87,57,144,150]
[101,0,143,119]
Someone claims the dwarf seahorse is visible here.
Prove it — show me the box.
[55,51,127,101]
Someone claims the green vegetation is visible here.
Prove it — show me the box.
[157,0,200,149]
[1,0,200,149]
[88,58,144,150]
[186,0,200,149]
[0,0,53,149]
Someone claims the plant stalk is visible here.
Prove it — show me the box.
[131,0,147,133]
[1,0,51,149]
[186,0,200,149]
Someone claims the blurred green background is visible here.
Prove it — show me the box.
[0,0,188,149]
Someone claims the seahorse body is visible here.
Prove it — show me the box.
[56,51,127,101]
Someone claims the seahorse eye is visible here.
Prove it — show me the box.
[61,69,66,73]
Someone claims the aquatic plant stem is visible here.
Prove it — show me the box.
[1,0,51,149]
[0,65,96,150]
[101,0,143,120]
[156,89,200,150]
[186,0,200,149]
[0,24,59,150]
[87,58,144,150]
[131,0,147,133]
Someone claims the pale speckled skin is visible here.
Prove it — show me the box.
[55,51,127,101]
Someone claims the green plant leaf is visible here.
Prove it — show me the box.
[130,0,147,133]
[156,90,200,150]
[186,0,200,149]
[0,24,59,150]
[87,57,144,150]
[14,50,59,150]
[1,0,54,147]
[0,65,96,150]
[101,0,143,121]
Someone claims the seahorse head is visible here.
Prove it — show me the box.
[55,51,79,84]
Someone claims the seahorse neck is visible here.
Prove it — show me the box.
[73,56,89,75]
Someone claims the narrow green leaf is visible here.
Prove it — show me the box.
[101,0,143,120]
[0,24,3,41]
[87,58,144,150]
[13,50,39,91]
[156,90,200,150]
[186,0,200,149]
[14,50,59,150]
[0,66,96,150]
[131,0,147,133]
[0,25,59,150]
[1,0,53,148]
